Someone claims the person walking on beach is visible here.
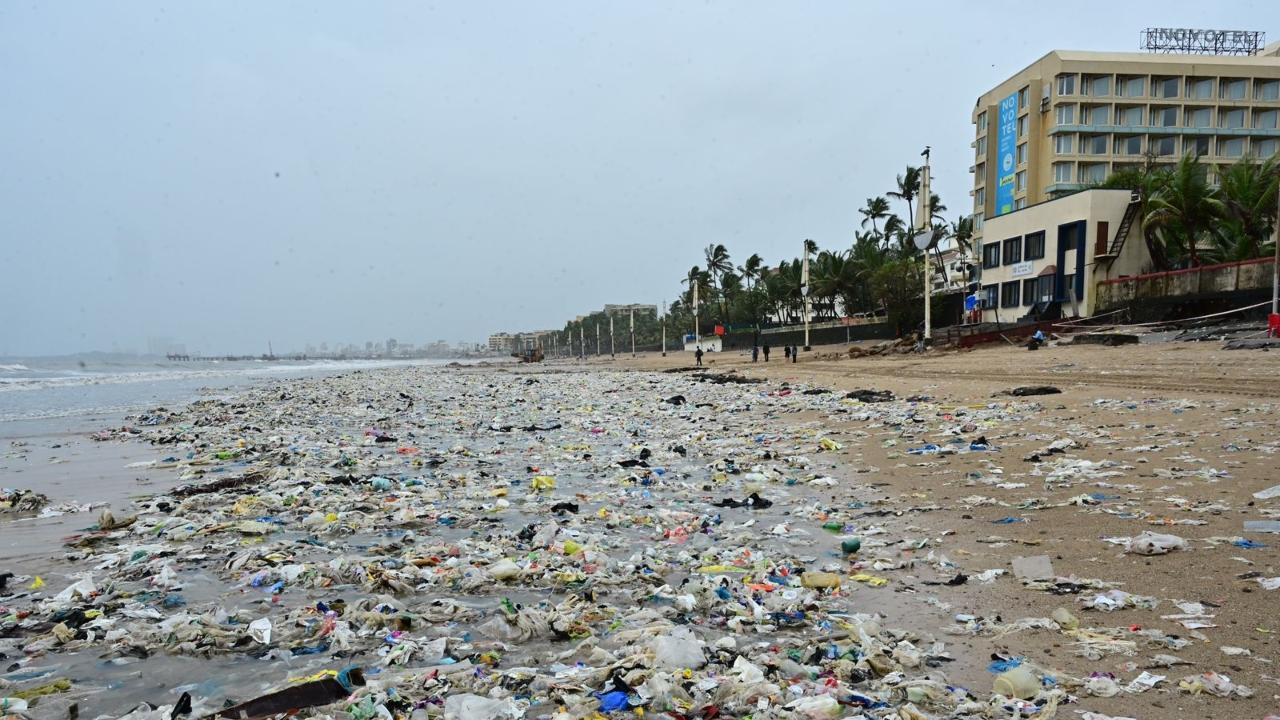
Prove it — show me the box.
[694,346,704,367]
[762,344,770,362]
[783,346,791,362]
[751,345,759,363]
[791,345,798,363]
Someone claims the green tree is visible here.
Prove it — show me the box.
[738,253,764,291]
[703,243,732,320]
[887,166,921,230]
[859,196,891,235]
[1212,155,1280,263]
[1144,153,1223,267]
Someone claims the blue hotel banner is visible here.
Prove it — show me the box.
[994,91,1018,216]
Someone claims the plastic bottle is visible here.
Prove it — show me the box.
[840,538,862,554]
[993,665,1039,699]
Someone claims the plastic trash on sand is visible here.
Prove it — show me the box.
[443,693,523,720]
[650,626,706,670]
[248,617,273,644]
[1121,531,1188,555]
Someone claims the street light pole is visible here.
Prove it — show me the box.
[1272,179,1280,322]
[661,301,667,357]
[801,239,811,351]
[630,308,636,357]
[596,323,601,355]
[919,146,933,344]
[610,314,615,358]
[580,324,585,360]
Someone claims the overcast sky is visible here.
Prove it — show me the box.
[2,2,1276,355]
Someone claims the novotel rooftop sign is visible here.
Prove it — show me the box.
[1141,28,1264,55]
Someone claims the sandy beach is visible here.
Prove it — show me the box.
[2,340,1279,719]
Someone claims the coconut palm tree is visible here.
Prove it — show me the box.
[738,253,764,291]
[887,166,921,230]
[1211,155,1280,263]
[703,243,732,319]
[949,216,974,257]
[1144,153,1224,267]
[859,197,891,235]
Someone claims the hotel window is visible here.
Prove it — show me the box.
[982,243,1000,269]
[1052,162,1073,182]
[977,111,988,132]
[975,162,985,181]
[1115,135,1143,156]
[1151,106,1178,127]
[1018,86,1028,110]
[975,136,987,156]
[1187,77,1213,100]
[1016,143,1027,165]
[1017,115,1026,138]
[1056,74,1076,96]
[1015,197,1028,210]
[1219,137,1245,158]
[981,284,998,309]
[1254,139,1279,159]
[1085,74,1111,97]
[1220,108,1246,129]
[1154,76,1180,98]
[1055,104,1076,125]
[973,212,984,231]
[1220,78,1247,100]
[1187,136,1210,157]
[1001,281,1021,308]
[1083,134,1108,155]
[1254,109,1278,130]
[1024,230,1046,260]
[1258,80,1280,101]
[1062,273,1076,296]
[1080,163,1107,184]
[1023,278,1038,305]
[1186,107,1212,128]
[1152,136,1177,157]
[1053,134,1074,154]
[1084,104,1110,125]
[1118,76,1145,97]
[1016,170,1026,192]
[1117,105,1143,126]
[1002,237,1022,265]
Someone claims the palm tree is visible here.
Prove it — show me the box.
[859,197,891,235]
[949,216,974,257]
[1145,153,1223,267]
[1212,156,1280,263]
[738,253,764,291]
[703,243,732,319]
[887,166,921,230]
[928,194,947,225]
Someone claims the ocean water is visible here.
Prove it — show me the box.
[0,356,462,435]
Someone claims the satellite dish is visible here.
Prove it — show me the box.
[913,230,933,251]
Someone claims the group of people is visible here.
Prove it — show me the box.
[691,342,800,367]
[751,343,797,363]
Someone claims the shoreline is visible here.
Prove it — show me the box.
[1,343,1277,718]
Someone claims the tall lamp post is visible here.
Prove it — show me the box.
[801,239,812,351]
[661,301,667,357]
[914,146,935,344]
